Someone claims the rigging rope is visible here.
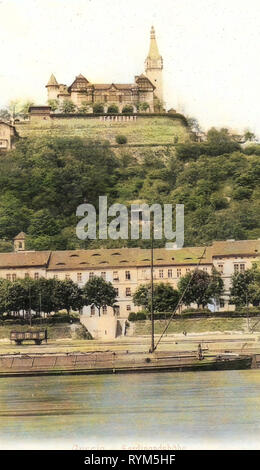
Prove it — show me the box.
[154,246,207,351]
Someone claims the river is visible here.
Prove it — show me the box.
[0,369,260,450]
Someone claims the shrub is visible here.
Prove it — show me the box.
[233,187,253,200]
[176,143,201,161]
[107,104,119,114]
[93,103,104,114]
[128,312,137,321]
[237,306,260,314]
[139,102,150,112]
[122,105,134,114]
[78,102,90,114]
[243,144,260,156]
[116,134,127,145]
[128,311,147,321]
[181,308,211,314]
[210,195,228,210]
[48,99,59,112]
[74,325,92,340]
[135,311,147,321]
[148,311,174,320]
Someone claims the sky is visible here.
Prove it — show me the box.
[0,0,259,134]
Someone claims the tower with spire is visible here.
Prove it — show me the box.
[46,74,60,101]
[145,26,164,108]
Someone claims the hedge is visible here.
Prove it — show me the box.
[128,309,260,321]
[128,311,147,321]
[0,313,80,326]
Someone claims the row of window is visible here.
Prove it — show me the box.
[6,273,40,281]
[5,267,209,283]
[5,265,245,283]
[217,263,245,274]
[113,287,132,297]
[5,272,132,298]
[234,263,245,273]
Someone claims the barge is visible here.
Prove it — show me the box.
[0,351,252,377]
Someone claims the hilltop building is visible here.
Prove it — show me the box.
[46,27,164,113]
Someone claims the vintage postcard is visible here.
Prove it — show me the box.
[0,0,259,456]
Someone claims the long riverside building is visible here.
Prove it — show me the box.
[0,238,259,319]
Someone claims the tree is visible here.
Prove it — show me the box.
[17,278,39,322]
[5,281,28,315]
[133,283,179,313]
[244,130,256,143]
[20,100,35,119]
[7,99,22,120]
[0,108,11,121]
[178,269,224,309]
[205,127,240,155]
[28,209,59,237]
[53,279,84,314]
[60,100,76,114]
[93,103,104,114]
[77,102,90,114]
[122,105,134,114]
[139,102,150,112]
[230,264,260,307]
[0,279,10,316]
[0,194,31,239]
[34,278,60,316]
[48,99,59,112]
[133,284,150,311]
[248,264,260,306]
[187,116,201,133]
[7,99,34,120]
[107,104,119,114]
[207,267,225,304]
[83,276,117,316]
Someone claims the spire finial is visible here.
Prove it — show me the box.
[147,26,160,59]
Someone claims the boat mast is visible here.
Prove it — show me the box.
[150,218,155,353]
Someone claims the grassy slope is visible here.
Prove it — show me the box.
[134,317,248,335]
[16,117,189,145]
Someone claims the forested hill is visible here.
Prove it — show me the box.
[0,129,259,252]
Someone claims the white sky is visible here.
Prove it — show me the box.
[0,0,259,134]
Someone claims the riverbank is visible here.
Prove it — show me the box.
[0,331,260,356]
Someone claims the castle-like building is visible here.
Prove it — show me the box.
[46,27,163,113]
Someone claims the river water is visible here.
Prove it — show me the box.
[0,369,260,450]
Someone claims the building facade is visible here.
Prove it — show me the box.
[0,239,258,319]
[0,121,18,150]
[46,27,164,113]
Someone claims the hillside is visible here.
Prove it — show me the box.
[0,126,259,252]
[16,116,189,146]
